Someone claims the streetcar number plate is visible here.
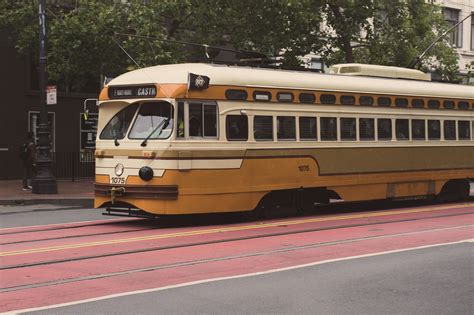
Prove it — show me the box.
[111,177,125,184]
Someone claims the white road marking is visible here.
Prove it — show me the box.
[4,238,473,315]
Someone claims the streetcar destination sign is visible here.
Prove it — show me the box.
[108,85,157,99]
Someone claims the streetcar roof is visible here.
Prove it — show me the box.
[107,63,473,100]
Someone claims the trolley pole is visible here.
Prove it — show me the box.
[32,0,57,194]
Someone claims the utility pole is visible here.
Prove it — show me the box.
[32,0,57,194]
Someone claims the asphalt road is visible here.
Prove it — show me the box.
[24,241,473,315]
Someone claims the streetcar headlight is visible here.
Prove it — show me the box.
[115,163,124,176]
[139,166,154,181]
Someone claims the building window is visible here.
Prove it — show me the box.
[299,117,317,140]
[277,116,296,140]
[320,117,337,141]
[254,116,273,140]
[444,8,462,47]
[471,12,474,50]
[226,115,248,141]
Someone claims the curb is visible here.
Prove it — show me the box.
[0,198,93,208]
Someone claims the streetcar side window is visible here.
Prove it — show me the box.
[458,121,471,140]
[188,103,217,138]
[377,119,392,140]
[299,117,317,140]
[458,101,469,110]
[320,117,337,141]
[411,119,426,140]
[99,103,138,140]
[428,120,441,140]
[412,99,424,108]
[226,115,248,141]
[320,94,336,104]
[395,98,408,108]
[396,119,409,140]
[340,118,356,141]
[377,97,391,107]
[444,120,456,140]
[359,96,374,106]
[443,100,455,109]
[359,118,375,140]
[340,95,355,105]
[254,116,273,140]
[177,102,185,138]
[277,116,296,140]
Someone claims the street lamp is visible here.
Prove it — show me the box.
[32,0,57,194]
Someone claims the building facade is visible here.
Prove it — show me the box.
[437,0,474,80]
[0,31,98,180]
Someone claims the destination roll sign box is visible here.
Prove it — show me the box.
[108,85,157,99]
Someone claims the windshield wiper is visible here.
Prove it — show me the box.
[140,117,170,147]
[114,135,120,146]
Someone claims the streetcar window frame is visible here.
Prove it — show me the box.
[411,99,424,108]
[411,119,426,140]
[277,116,296,140]
[377,118,392,140]
[428,100,440,109]
[377,97,391,107]
[395,119,409,140]
[299,93,316,104]
[320,117,337,141]
[128,101,174,140]
[458,120,471,140]
[428,120,441,140]
[359,96,374,106]
[395,98,408,108]
[458,101,469,110]
[253,91,272,102]
[443,100,455,109]
[359,118,375,141]
[254,115,274,141]
[340,117,356,141]
[226,114,248,141]
[176,101,219,140]
[340,95,355,105]
[320,94,336,105]
[99,103,139,140]
[299,116,317,140]
[444,120,456,140]
[277,92,294,103]
[225,89,248,101]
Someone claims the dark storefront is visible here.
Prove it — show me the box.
[0,33,98,180]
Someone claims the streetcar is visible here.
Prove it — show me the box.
[94,63,473,217]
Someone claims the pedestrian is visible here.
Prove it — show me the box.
[20,132,36,190]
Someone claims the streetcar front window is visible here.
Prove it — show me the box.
[129,102,173,139]
[99,104,138,140]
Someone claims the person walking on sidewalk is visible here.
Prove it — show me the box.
[20,132,36,190]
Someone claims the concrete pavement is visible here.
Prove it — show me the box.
[0,179,93,207]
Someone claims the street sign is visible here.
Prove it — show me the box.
[46,85,57,105]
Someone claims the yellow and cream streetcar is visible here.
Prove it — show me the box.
[94,63,473,217]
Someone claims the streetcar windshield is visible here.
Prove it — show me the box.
[129,102,174,139]
[99,103,138,140]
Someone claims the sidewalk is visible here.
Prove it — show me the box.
[0,180,94,207]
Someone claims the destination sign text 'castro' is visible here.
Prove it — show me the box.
[108,85,157,99]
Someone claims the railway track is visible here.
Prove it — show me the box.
[1,201,473,313]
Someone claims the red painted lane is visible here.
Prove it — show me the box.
[0,217,137,235]
[0,219,153,245]
[1,205,471,267]
[2,213,472,290]
[1,223,471,312]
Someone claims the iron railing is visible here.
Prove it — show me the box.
[53,151,95,181]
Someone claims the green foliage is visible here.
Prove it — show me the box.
[0,0,462,92]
